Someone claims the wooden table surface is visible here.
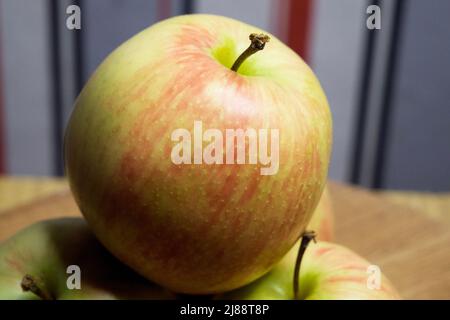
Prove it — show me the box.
[0,177,449,299]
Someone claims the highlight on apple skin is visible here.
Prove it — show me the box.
[0,218,175,300]
[64,14,332,294]
[217,241,401,300]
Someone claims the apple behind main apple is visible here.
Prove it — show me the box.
[0,218,175,300]
[64,14,332,294]
[307,185,334,241]
[218,241,400,300]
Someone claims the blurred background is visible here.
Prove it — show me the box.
[0,0,449,191]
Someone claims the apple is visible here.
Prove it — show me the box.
[307,185,334,241]
[64,14,332,294]
[0,218,175,299]
[218,241,400,300]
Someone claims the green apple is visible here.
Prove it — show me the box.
[0,218,175,299]
[64,14,332,294]
[218,241,400,300]
[307,185,334,242]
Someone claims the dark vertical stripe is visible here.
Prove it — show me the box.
[49,0,63,176]
[373,0,406,188]
[287,0,312,62]
[0,9,5,174]
[350,0,380,184]
[183,0,194,14]
[73,0,84,94]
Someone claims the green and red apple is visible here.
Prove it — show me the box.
[64,14,332,294]
[0,218,174,300]
[218,241,400,300]
[0,215,393,301]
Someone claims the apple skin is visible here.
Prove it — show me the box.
[0,218,175,299]
[307,185,334,241]
[218,241,400,300]
[64,14,332,294]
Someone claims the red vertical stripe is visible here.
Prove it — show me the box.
[157,0,172,21]
[0,10,5,174]
[272,0,289,43]
[287,0,313,62]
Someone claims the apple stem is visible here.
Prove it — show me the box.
[21,274,54,300]
[293,230,317,300]
[231,33,270,72]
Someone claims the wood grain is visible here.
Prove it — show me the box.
[0,181,449,299]
[329,182,450,300]
[0,176,68,212]
[0,188,80,242]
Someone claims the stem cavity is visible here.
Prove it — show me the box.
[293,230,317,300]
[231,33,270,72]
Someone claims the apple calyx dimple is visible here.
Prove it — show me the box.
[293,230,317,300]
[231,33,270,72]
[21,274,54,300]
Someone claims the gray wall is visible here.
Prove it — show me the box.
[0,0,54,175]
[195,0,274,33]
[82,0,159,81]
[309,0,366,181]
[383,0,450,191]
[0,0,449,191]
